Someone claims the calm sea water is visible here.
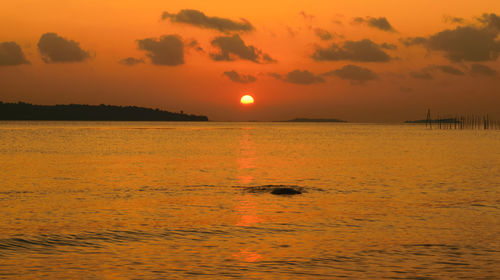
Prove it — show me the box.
[0,121,499,279]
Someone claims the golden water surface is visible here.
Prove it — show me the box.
[0,122,499,279]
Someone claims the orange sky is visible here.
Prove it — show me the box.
[1,0,499,121]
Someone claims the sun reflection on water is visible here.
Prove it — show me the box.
[237,128,256,179]
[235,197,263,227]
[233,128,264,262]
[232,249,262,263]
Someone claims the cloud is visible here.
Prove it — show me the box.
[284,70,324,84]
[410,70,433,80]
[137,35,184,66]
[323,64,377,84]
[287,26,299,38]
[410,65,466,79]
[478,13,500,29]
[223,70,256,83]
[353,16,396,32]
[399,37,428,46]
[269,70,323,84]
[380,43,397,50]
[186,39,204,52]
[119,57,145,66]
[443,15,464,24]
[299,11,314,21]
[37,33,90,63]
[402,14,500,62]
[161,9,253,33]
[267,72,282,79]
[210,34,276,63]
[427,26,500,62]
[314,28,333,40]
[261,54,275,63]
[0,41,29,66]
[470,63,497,76]
[312,39,391,62]
[332,19,343,25]
[433,65,465,75]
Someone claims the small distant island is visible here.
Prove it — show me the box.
[0,101,208,121]
[282,118,347,123]
[405,118,457,124]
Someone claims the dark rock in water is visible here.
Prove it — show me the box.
[270,187,302,195]
[240,184,305,195]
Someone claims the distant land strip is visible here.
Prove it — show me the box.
[405,118,457,123]
[0,101,208,121]
[281,118,347,123]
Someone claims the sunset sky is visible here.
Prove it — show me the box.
[1,0,499,121]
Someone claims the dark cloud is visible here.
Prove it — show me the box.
[314,28,333,40]
[324,64,377,84]
[37,33,90,63]
[284,70,324,84]
[410,70,433,80]
[399,37,427,46]
[433,65,465,75]
[267,72,282,79]
[161,9,253,33]
[410,65,466,79]
[427,26,500,62]
[210,34,275,63]
[223,70,256,83]
[299,11,315,21]
[287,26,299,38]
[268,70,324,85]
[119,57,145,66]
[353,16,396,32]
[332,19,343,25]
[0,41,29,66]
[380,43,397,50]
[261,54,275,63]
[187,39,204,52]
[137,35,184,66]
[443,15,464,24]
[312,39,391,62]
[478,13,500,29]
[402,14,500,62]
[470,63,497,76]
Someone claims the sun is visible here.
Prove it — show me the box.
[240,95,254,105]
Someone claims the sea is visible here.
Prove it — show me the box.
[0,121,499,279]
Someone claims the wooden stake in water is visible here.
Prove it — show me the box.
[426,109,432,129]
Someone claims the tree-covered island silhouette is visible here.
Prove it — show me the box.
[0,101,208,121]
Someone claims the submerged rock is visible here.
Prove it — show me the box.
[270,187,302,195]
[241,185,303,195]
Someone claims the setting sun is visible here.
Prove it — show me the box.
[240,95,254,105]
